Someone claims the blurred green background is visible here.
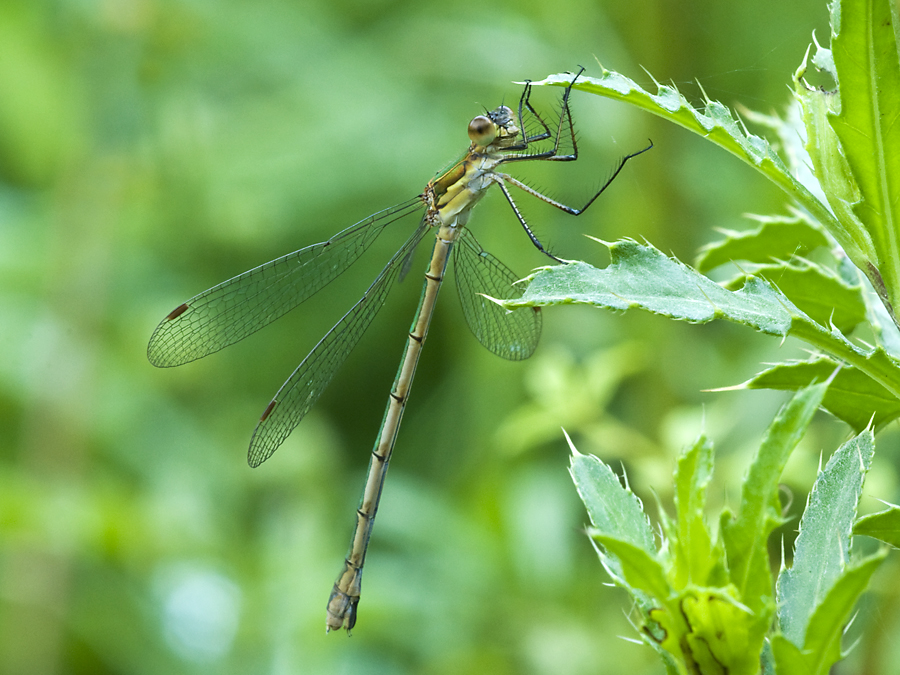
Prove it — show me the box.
[3,0,899,673]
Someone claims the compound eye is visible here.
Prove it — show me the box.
[467,115,497,146]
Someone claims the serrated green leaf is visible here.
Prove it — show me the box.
[793,46,873,272]
[741,357,900,430]
[725,260,866,334]
[777,429,875,647]
[829,0,900,309]
[773,552,887,675]
[592,534,671,602]
[696,213,829,273]
[569,443,656,593]
[791,0,900,323]
[535,47,900,326]
[853,505,900,546]
[803,552,886,670]
[722,383,828,616]
[673,435,716,588]
[507,240,793,334]
[569,447,656,552]
[531,69,844,282]
[501,239,900,406]
[738,103,822,200]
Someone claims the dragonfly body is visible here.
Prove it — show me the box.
[326,104,529,631]
[148,69,650,633]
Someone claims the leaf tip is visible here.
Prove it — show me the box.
[584,234,615,249]
[562,428,582,458]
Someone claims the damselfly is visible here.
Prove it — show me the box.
[148,68,650,632]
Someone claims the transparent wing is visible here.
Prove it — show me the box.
[453,228,542,361]
[247,219,432,467]
[148,198,424,367]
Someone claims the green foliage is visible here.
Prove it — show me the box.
[521,0,900,393]
[515,0,900,463]
[504,0,900,671]
[739,357,900,431]
[504,241,793,335]
[694,213,829,274]
[812,0,900,315]
[854,505,900,546]
[722,260,866,334]
[532,0,900,324]
[771,552,886,674]
[526,67,842,265]
[568,435,656,561]
[570,386,885,674]
[776,431,876,646]
[720,383,828,620]
[502,240,900,415]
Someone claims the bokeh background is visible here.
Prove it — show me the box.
[3,0,899,673]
